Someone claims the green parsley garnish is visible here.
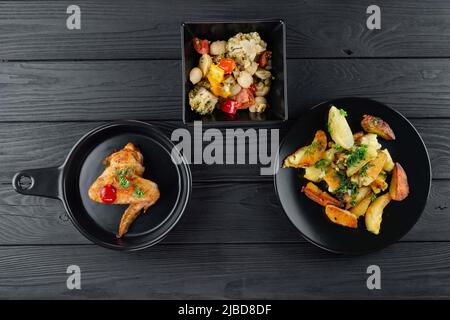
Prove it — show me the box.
[334,144,344,152]
[314,159,327,169]
[351,199,357,207]
[335,172,358,195]
[133,185,145,198]
[339,109,348,117]
[350,184,358,196]
[370,194,377,203]
[360,162,374,177]
[115,166,134,177]
[305,141,322,155]
[118,175,130,188]
[346,145,367,167]
[115,166,135,189]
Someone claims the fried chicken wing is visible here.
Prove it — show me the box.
[88,143,160,238]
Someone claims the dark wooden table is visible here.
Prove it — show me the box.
[1,0,450,299]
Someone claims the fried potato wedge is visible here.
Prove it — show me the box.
[381,149,394,172]
[325,205,358,228]
[328,106,354,150]
[302,182,342,207]
[371,173,388,194]
[361,114,396,140]
[283,130,327,168]
[304,166,326,182]
[365,193,391,235]
[350,192,373,217]
[346,158,370,177]
[360,151,387,186]
[353,131,365,143]
[323,168,343,193]
[389,162,409,201]
[345,186,371,209]
[360,133,381,160]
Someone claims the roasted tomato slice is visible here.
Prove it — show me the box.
[193,37,210,55]
[249,83,257,94]
[236,88,255,109]
[218,58,235,74]
[259,50,272,68]
[220,99,238,115]
[101,185,117,204]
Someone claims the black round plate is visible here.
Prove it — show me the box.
[274,98,431,254]
[62,121,191,251]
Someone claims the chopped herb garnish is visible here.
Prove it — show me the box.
[118,175,130,188]
[133,185,145,198]
[115,166,134,177]
[305,141,322,155]
[339,109,348,117]
[360,162,374,177]
[351,199,357,207]
[334,144,344,152]
[314,159,328,169]
[335,172,358,196]
[370,194,377,203]
[346,145,367,167]
[335,172,349,194]
[350,183,358,196]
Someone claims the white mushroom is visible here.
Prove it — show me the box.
[198,54,212,77]
[210,41,227,55]
[236,71,253,88]
[255,81,270,96]
[245,61,259,75]
[189,67,203,85]
[255,68,271,80]
[249,96,268,113]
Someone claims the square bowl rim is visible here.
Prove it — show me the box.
[181,19,288,125]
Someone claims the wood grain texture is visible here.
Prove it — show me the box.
[2,59,450,121]
[0,242,450,299]
[0,179,448,245]
[2,0,450,60]
[0,119,448,182]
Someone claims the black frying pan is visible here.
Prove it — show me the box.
[275,98,431,254]
[12,121,192,251]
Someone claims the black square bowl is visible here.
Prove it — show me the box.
[182,20,287,125]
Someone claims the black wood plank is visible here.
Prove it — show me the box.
[0,179,448,245]
[0,242,449,299]
[2,59,450,121]
[0,119,448,183]
[2,1,450,60]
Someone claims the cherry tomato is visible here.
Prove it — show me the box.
[236,88,255,109]
[249,83,256,94]
[220,99,238,115]
[193,38,210,55]
[259,50,272,68]
[218,58,235,74]
[101,185,117,204]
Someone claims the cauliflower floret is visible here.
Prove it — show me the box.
[212,54,225,65]
[227,32,267,69]
[249,96,269,113]
[188,86,218,115]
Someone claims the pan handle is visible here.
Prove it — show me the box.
[12,166,63,200]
